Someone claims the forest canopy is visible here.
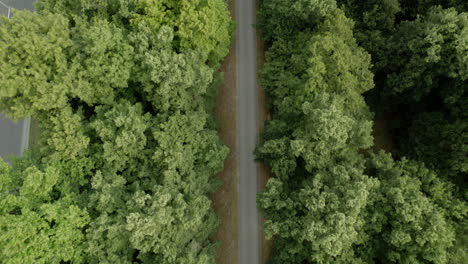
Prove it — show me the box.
[0,0,233,263]
[257,0,467,263]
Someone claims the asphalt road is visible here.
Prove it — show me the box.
[0,0,35,162]
[237,0,260,263]
[1,0,36,11]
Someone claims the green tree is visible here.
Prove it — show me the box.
[257,0,467,262]
[382,7,468,101]
[405,112,467,189]
[258,0,337,42]
[36,106,90,162]
[131,0,233,64]
[0,11,73,120]
[398,0,468,18]
[259,160,378,263]
[260,9,374,120]
[38,0,234,65]
[0,11,135,119]
[1,1,232,263]
[257,93,373,176]
[90,100,151,172]
[70,17,134,105]
[362,152,467,264]
[0,158,89,264]
[85,109,227,263]
[129,25,215,114]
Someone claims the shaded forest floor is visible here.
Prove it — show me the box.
[372,115,397,154]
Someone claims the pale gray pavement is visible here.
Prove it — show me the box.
[237,0,260,263]
[0,0,35,162]
[1,0,36,11]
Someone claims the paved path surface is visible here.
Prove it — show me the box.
[1,0,36,10]
[0,116,30,162]
[237,0,260,263]
[0,0,35,162]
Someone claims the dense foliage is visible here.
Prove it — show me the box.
[0,0,233,263]
[257,0,467,263]
[337,1,468,187]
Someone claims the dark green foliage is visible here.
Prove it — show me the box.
[340,0,468,192]
[382,7,468,101]
[398,0,468,17]
[405,112,467,189]
[337,0,400,31]
[260,9,374,120]
[258,0,467,263]
[0,1,232,263]
[336,0,401,67]
[258,0,337,42]
[363,152,467,263]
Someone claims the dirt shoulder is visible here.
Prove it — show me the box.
[256,0,273,262]
[212,0,238,263]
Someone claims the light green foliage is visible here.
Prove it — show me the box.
[152,112,229,194]
[1,1,232,263]
[124,186,219,264]
[260,9,374,119]
[257,93,373,178]
[0,11,73,120]
[38,0,234,65]
[130,25,214,113]
[71,18,134,105]
[85,111,227,263]
[258,0,337,42]
[0,159,89,264]
[131,0,233,64]
[37,106,90,162]
[290,93,373,170]
[259,163,378,263]
[0,11,134,120]
[36,0,125,20]
[90,100,151,171]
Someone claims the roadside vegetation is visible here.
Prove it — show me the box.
[0,0,233,263]
[257,0,467,263]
